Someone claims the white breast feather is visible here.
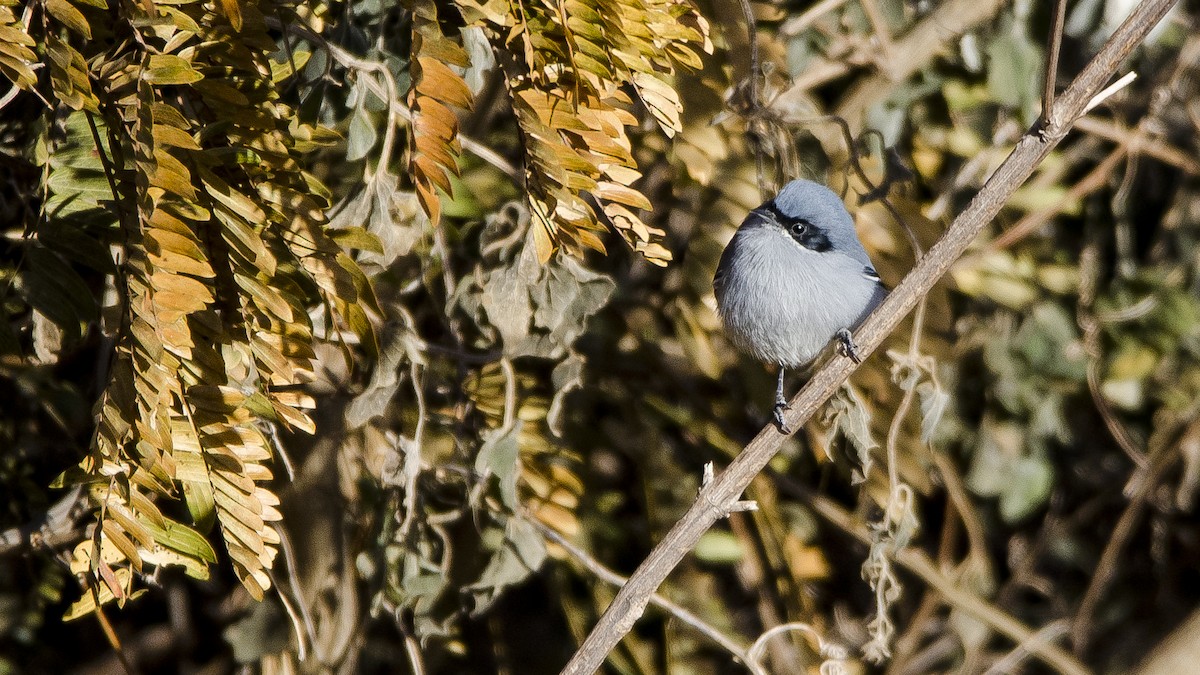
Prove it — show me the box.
[716,229,880,368]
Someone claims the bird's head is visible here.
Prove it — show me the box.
[739,179,867,260]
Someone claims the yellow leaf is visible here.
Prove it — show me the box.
[64,569,147,621]
[594,181,651,210]
[152,124,201,150]
[217,0,242,31]
[46,0,91,39]
[101,521,142,570]
[416,57,473,110]
[144,54,203,85]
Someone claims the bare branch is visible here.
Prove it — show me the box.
[558,2,1179,673]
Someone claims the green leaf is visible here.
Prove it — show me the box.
[328,226,385,254]
[696,530,743,564]
[464,517,546,613]
[46,0,91,39]
[144,55,203,85]
[986,21,1042,119]
[475,424,522,510]
[40,211,117,273]
[20,246,98,342]
[144,518,218,564]
[999,456,1054,522]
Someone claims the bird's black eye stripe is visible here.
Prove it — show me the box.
[793,227,831,252]
[761,199,832,252]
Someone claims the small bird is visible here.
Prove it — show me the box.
[713,179,887,432]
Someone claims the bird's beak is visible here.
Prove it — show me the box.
[740,207,775,229]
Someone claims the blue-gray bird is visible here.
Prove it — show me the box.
[713,179,886,432]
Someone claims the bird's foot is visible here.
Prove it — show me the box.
[773,399,791,434]
[836,328,863,364]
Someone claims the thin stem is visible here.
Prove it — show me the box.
[780,0,854,37]
[736,0,768,195]
[1084,71,1137,113]
[860,0,895,61]
[746,622,846,672]
[984,620,1070,675]
[404,634,427,675]
[1042,0,1069,118]
[530,519,754,668]
[273,524,317,648]
[738,0,760,113]
[397,307,428,540]
[1074,116,1200,174]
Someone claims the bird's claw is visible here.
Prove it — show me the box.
[836,328,863,363]
[773,400,791,434]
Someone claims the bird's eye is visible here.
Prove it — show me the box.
[789,221,809,236]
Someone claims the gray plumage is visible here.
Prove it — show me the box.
[713,179,886,430]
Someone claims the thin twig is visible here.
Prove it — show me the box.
[0,79,27,112]
[860,0,895,62]
[273,524,317,649]
[558,3,1178,672]
[725,511,793,672]
[395,306,428,539]
[780,0,854,36]
[927,449,990,565]
[746,622,847,673]
[738,0,759,116]
[272,575,310,662]
[1074,116,1200,174]
[530,519,755,669]
[404,634,427,675]
[267,424,297,481]
[1083,71,1138,113]
[825,0,1008,128]
[736,0,768,196]
[1078,230,1150,468]
[1071,445,1178,653]
[887,585,944,673]
[330,39,521,180]
[0,486,84,555]
[984,620,1070,675]
[1042,0,1069,117]
[980,144,1128,254]
[2,2,51,109]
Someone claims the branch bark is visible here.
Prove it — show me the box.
[559,1,1179,672]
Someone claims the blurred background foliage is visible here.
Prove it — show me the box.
[2,0,1200,672]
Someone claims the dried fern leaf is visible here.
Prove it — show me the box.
[409,0,474,225]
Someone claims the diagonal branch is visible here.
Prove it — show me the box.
[559,1,1179,673]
